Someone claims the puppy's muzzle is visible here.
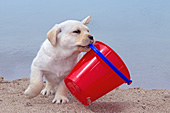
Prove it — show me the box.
[88,35,94,40]
[88,35,94,44]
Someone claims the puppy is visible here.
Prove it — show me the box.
[24,16,95,104]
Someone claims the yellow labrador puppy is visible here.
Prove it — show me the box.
[24,16,95,104]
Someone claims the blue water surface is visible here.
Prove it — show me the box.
[0,0,170,89]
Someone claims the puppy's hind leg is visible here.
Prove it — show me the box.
[24,70,43,99]
[41,80,55,96]
[52,80,69,104]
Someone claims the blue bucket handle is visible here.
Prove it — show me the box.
[88,43,132,85]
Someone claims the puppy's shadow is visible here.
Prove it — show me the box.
[87,101,133,113]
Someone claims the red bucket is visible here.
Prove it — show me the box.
[64,41,131,105]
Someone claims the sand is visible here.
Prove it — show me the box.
[0,76,170,113]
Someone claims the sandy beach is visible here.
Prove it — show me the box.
[0,76,170,113]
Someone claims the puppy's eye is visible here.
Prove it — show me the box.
[73,30,81,34]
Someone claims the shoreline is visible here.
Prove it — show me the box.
[0,76,170,112]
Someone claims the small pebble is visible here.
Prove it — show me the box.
[0,76,4,81]
[142,105,146,109]
[164,96,170,98]
[25,102,33,107]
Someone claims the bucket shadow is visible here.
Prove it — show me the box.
[88,101,133,113]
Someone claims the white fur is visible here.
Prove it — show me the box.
[24,16,95,104]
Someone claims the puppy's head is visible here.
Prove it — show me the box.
[47,16,95,52]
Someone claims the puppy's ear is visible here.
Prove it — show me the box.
[81,16,91,25]
[47,24,61,47]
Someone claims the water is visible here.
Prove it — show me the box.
[0,0,170,89]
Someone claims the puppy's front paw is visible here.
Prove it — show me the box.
[41,89,55,96]
[52,95,69,104]
[24,87,37,99]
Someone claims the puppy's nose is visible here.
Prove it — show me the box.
[88,35,94,40]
